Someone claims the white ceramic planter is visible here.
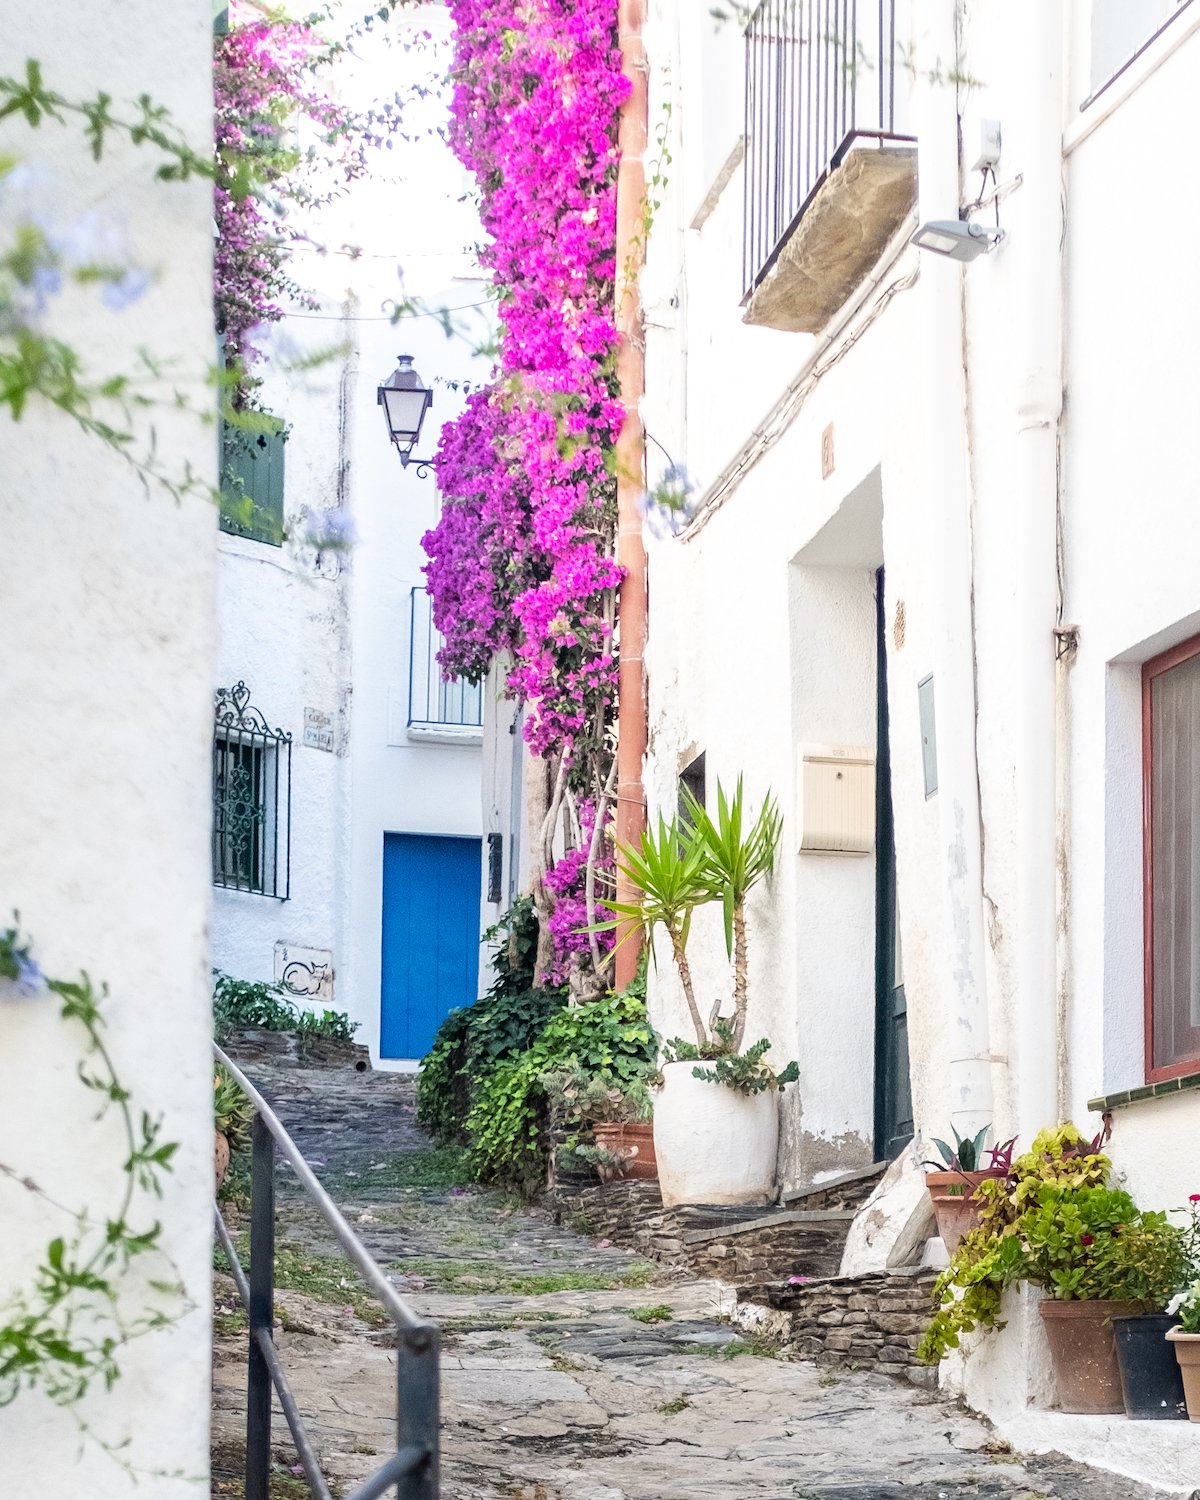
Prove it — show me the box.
[653,1060,779,1207]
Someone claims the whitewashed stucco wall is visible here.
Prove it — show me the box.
[0,3,216,1493]
[645,0,1200,1473]
[1058,14,1200,1210]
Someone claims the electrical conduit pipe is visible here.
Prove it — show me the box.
[614,0,648,990]
[1011,0,1065,1138]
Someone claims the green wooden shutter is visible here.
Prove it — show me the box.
[219,419,286,546]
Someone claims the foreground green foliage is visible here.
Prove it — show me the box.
[0,923,187,1420]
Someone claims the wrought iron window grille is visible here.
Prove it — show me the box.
[214,1045,440,1499]
[213,682,293,900]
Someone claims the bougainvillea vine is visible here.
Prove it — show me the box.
[422,0,629,986]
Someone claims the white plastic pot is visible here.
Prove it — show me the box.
[653,1061,779,1207]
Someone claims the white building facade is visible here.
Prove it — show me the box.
[640,0,1200,1481]
[211,8,493,1066]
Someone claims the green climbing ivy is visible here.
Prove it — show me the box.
[0,921,188,1427]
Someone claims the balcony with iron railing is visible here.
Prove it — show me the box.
[408,586,484,741]
[742,0,916,334]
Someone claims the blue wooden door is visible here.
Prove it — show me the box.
[380,833,482,1060]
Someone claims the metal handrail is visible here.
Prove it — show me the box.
[214,1043,440,1500]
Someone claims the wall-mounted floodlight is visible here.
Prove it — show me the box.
[911,220,1004,262]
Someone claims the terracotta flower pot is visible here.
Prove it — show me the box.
[925,1170,993,1252]
[592,1121,657,1180]
[1039,1299,1146,1414]
[214,1129,231,1190]
[1166,1327,1200,1421]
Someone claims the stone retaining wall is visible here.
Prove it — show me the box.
[223,1027,372,1071]
[737,1267,939,1380]
[551,1178,851,1284]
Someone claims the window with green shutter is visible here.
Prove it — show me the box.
[219,418,286,546]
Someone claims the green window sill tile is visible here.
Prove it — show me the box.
[1088,1070,1200,1112]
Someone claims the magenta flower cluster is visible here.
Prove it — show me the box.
[543,800,616,982]
[213,9,348,374]
[422,0,629,761]
[423,0,629,978]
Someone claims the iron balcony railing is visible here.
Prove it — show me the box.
[408,586,483,732]
[743,0,910,300]
[213,1045,440,1500]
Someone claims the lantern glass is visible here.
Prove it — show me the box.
[377,354,433,460]
[381,384,431,446]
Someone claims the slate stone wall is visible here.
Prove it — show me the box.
[738,1268,939,1378]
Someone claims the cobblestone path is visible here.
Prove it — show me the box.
[211,1063,1159,1500]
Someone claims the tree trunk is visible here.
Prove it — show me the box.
[671,931,708,1049]
[730,906,749,1051]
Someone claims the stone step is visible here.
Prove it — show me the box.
[551,1178,861,1285]
[780,1160,888,1214]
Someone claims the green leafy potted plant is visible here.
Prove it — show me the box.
[1109,1209,1190,1420]
[601,777,798,1207]
[545,1065,657,1181]
[917,1123,1173,1414]
[924,1126,1015,1252]
[213,1061,253,1189]
[1166,1194,1200,1421]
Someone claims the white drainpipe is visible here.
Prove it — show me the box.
[1011,0,1065,1137]
[915,0,994,1141]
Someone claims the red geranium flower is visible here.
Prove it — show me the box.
[1080,1233,1095,1246]
[1189,1193,1200,1203]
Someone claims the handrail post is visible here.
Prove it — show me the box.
[395,1325,440,1499]
[246,1112,276,1500]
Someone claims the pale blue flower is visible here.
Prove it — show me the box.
[9,954,44,997]
[101,268,151,311]
[305,507,358,551]
[640,463,698,540]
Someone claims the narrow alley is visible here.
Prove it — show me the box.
[211,1062,1159,1500]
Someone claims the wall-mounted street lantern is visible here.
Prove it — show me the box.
[377,354,435,474]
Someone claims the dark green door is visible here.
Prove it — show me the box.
[874,569,913,1160]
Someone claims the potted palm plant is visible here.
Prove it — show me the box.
[601,777,797,1207]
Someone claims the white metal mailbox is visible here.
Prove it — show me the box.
[797,743,876,854]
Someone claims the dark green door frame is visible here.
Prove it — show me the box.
[873,568,914,1160]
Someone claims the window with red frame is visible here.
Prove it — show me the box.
[1144,632,1200,1081]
